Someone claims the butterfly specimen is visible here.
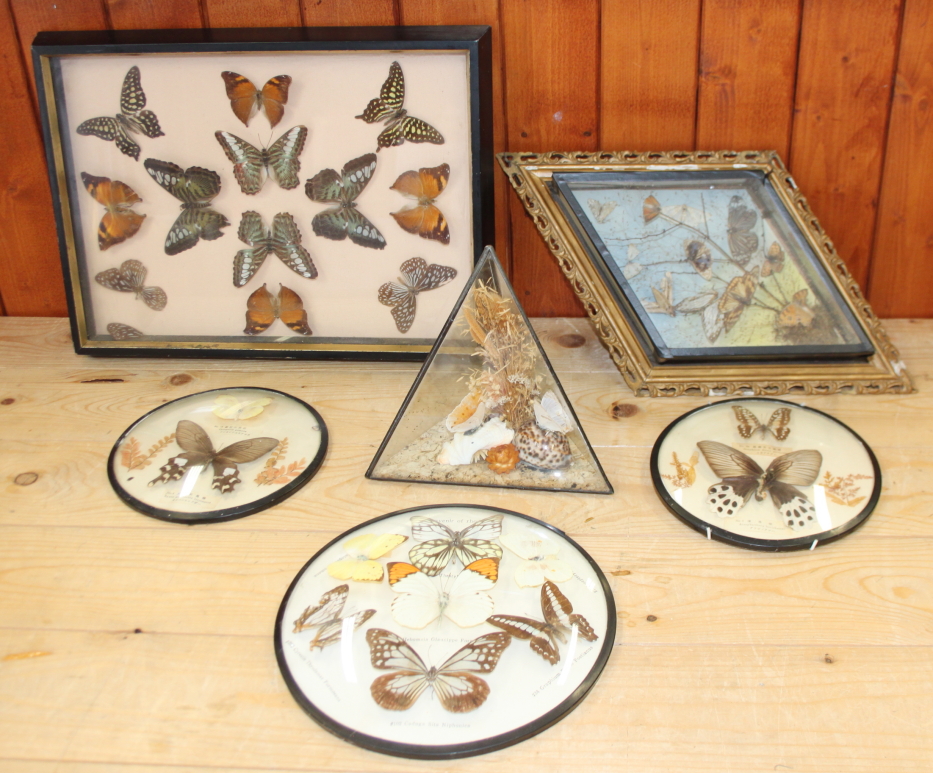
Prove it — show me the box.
[367,628,510,712]
[697,440,823,531]
[212,394,272,421]
[643,195,662,223]
[378,257,457,334]
[76,65,164,161]
[387,557,499,629]
[148,419,278,494]
[215,126,307,195]
[243,283,312,336]
[683,239,713,280]
[533,390,574,434]
[500,532,573,588]
[718,267,760,333]
[355,61,445,150]
[221,71,291,128]
[642,272,717,317]
[144,159,230,255]
[292,584,375,651]
[233,211,317,287]
[762,242,785,276]
[726,196,759,264]
[81,172,146,251]
[389,163,450,244]
[777,289,816,328]
[327,533,408,582]
[305,153,386,249]
[733,405,792,441]
[95,259,166,311]
[107,322,143,340]
[408,514,503,576]
[487,580,598,665]
[587,199,617,224]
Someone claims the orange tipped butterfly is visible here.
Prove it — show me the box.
[697,440,823,531]
[149,419,278,494]
[389,163,450,245]
[76,66,163,161]
[221,72,291,128]
[356,61,444,151]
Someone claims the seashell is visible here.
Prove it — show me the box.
[533,390,574,434]
[445,390,486,432]
[514,422,572,470]
[437,417,514,466]
[486,443,520,474]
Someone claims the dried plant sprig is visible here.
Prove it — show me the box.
[122,433,176,471]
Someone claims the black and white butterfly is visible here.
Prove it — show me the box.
[406,513,503,577]
[355,61,444,151]
[95,259,166,311]
[733,405,792,441]
[487,580,598,665]
[144,159,230,255]
[304,153,386,249]
[76,66,164,161]
[107,322,143,340]
[378,258,457,334]
[233,211,317,287]
[697,440,823,531]
[215,126,307,195]
[367,628,510,713]
[148,419,278,494]
[291,584,375,651]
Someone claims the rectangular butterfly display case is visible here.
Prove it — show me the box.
[499,151,912,396]
[33,26,493,359]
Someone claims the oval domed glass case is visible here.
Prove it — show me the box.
[108,387,327,523]
[275,504,615,759]
[651,398,880,550]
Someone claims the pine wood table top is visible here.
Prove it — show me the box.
[1,317,930,773]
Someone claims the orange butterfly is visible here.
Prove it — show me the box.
[718,267,759,333]
[777,289,816,328]
[389,163,450,245]
[243,284,311,336]
[81,172,145,250]
[762,242,785,277]
[221,72,291,128]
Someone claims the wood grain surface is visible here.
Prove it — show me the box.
[0,315,931,772]
[3,1,933,320]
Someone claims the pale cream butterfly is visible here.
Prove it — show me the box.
[587,198,617,223]
[533,389,574,434]
[327,533,408,582]
[387,557,499,628]
[292,584,375,651]
[500,531,573,588]
[212,394,272,420]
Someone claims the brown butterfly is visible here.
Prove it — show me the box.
[762,242,785,276]
[355,61,444,151]
[107,322,143,340]
[221,72,291,128]
[367,628,510,712]
[718,267,759,333]
[389,163,450,244]
[95,259,166,311]
[378,258,457,334]
[733,405,791,441]
[726,196,759,265]
[292,585,375,651]
[777,289,816,328]
[683,239,713,280]
[643,195,661,223]
[642,272,716,316]
[149,419,279,494]
[81,172,146,250]
[487,580,598,665]
[244,283,312,336]
[697,440,822,531]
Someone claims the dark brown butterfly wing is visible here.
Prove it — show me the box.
[244,284,276,335]
[698,439,763,517]
[486,614,559,664]
[390,203,449,244]
[276,285,312,335]
[726,196,759,263]
[222,72,291,127]
[148,419,214,486]
[766,449,822,488]
[260,75,291,127]
[211,436,279,493]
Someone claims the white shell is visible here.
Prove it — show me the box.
[533,390,573,434]
[437,417,515,465]
[445,391,487,433]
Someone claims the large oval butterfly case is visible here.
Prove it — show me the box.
[274,504,616,759]
[107,387,327,523]
[651,398,881,550]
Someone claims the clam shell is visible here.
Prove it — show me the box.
[446,390,486,433]
[437,417,515,465]
[514,422,572,470]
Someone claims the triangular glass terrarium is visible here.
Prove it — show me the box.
[366,246,613,494]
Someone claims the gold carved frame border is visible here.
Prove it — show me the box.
[498,150,911,397]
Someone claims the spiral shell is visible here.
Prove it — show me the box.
[514,423,572,470]
[486,443,520,474]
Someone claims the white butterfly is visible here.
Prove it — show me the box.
[212,394,272,420]
[587,198,617,223]
[387,558,499,628]
[500,531,573,588]
[367,628,510,712]
[642,272,717,317]
[327,532,408,582]
[408,514,503,576]
[291,584,375,651]
[533,390,574,434]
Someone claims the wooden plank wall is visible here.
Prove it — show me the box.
[2,0,931,320]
